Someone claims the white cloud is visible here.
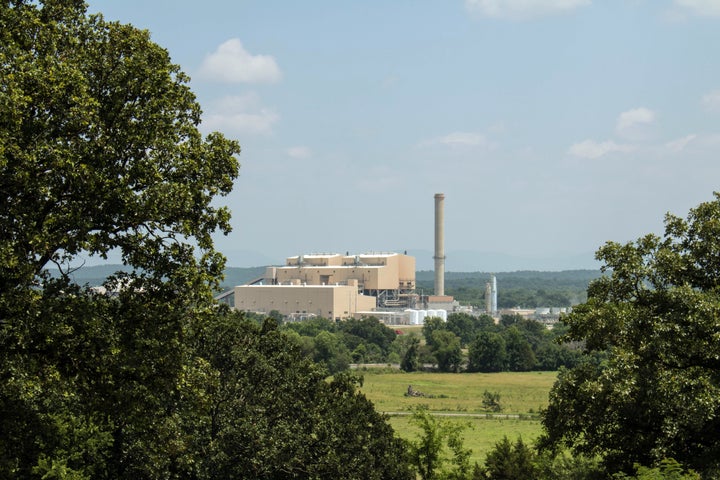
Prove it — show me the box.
[420,131,491,148]
[616,107,656,140]
[702,90,720,111]
[665,134,698,153]
[199,38,281,83]
[568,139,634,159]
[465,0,591,19]
[202,93,279,135]
[286,146,312,159]
[674,0,720,17]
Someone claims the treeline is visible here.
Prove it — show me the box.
[416,270,602,308]
[420,313,585,373]
[243,311,584,375]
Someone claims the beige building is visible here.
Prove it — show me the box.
[262,252,416,309]
[224,252,418,320]
[232,284,376,321]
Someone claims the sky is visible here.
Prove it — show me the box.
[84,0,720,271]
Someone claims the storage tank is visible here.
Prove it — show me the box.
[417,310,427,325]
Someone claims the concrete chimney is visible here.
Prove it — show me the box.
[434,193,445,296]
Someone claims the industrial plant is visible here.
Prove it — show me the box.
[217,193,461,324]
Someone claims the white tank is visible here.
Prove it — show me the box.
[437,309,447,321]
[405,309,419,325]
[417,310,427,325]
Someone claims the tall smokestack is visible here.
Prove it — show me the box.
[434,193,445,296]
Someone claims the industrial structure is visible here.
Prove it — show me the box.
[222,252,418,321]
[434,193,445,296]
[485,274,498,315]
[419,192,455,311]
[218,193,456,324]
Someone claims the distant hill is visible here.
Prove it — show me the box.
[416,269,602,284]
[58,264,601,297]
[221,267,269,289]
[53,264,268,291]
[416,269,604,308]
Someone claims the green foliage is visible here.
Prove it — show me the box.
[482,436,538,479]
[468,331,507,372]
[423,312,578,373]
[0,1,240,292]
[281,316,402,368]
[481,391,503,412]
[340,317,396,350]
[613,459,701,480]
[503,326,537,371]
[540,193,720,477]
[431,330,464,373]
[401,336,422,372]
[190,314,414,479]
[423,316,448,350]
[312,330,352,374]
[0,2,414,478]
[534,452,605,480]
[409,406,472,480]
[446,312,493,346]
[415,271,599,309]
[282,316,338,336]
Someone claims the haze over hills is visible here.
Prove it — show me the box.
[59,248,602,291]
[222,248,602,272]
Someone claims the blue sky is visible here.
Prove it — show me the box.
[85,0,720,270]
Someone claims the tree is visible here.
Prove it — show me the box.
[401,336,421,372]
[339,316,397,355]
[504,326,537,371]
[445,312,476,346]
[540,194,720,477]
[431,330,463,373]
[483,436,538,479]
[190,314,415,479]
[423,316,448,350]
[409,406,471,480]
[0,0,240,290]
[467,331,507,372]
[613,459,701,480]
[312,330,352,374]
[0,2,413,478]
[1,1,239,477]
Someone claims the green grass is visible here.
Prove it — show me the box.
[359,371,556,414]
[358,371,557,464]
[387,415,543,466]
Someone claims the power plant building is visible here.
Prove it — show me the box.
[227,252,417,320]
[222,194,455,323]
[233,284,377,321]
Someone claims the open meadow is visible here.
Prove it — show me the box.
[359,371,557,465]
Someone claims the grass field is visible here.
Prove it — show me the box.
[358,371,557,465]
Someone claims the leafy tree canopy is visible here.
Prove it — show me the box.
[1,0,240,290]
[0,2,413,478]
[540,193,720,478]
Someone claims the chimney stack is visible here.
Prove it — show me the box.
[434,193,445,296]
